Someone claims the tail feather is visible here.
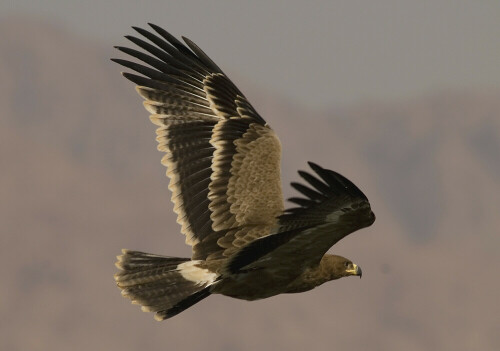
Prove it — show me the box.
[115,249,216,320]
[159,288,211,320]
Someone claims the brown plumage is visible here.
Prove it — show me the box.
[112,23,375,321]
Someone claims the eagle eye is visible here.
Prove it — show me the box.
[344,261,350,268]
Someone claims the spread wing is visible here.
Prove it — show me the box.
[226,162,375,274]
[112,24,284,260]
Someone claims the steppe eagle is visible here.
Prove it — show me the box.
[113,23,375,320]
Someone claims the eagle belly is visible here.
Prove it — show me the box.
[211,268,302,301]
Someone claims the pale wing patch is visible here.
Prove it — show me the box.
[178,261,219,286]
[228,124,283,225]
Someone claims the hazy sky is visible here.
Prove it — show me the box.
[3,0,499,107]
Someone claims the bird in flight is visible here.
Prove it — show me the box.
[112,23,375,321]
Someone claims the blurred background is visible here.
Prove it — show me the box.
[1,1,499,350]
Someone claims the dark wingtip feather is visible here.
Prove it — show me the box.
[307,162,331,183]
[290,182,325,201]
[148,23,187,49]
[307,161,323,172]
[306,161,367,199]
[132,25,156,39]
[182,36,222,72]
[113,46,129,53]
[298,170,331,194]
[147,22,160,29]
[285,161,370,216]
[121,71,147,85]
[110,57,126,65]
[288,197,314,207]
[147,23,161,30]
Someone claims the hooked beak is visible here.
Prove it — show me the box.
[346,263,362,278]
[355,264,362,279]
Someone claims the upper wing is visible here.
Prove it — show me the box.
[225,162,375,274]
[112,24,284,260]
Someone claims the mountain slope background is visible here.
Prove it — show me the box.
[1,18,499,351]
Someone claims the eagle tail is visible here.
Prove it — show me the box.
[114,249,216,320]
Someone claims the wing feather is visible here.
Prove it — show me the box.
[225,162,375,273]
[113,24,283,259]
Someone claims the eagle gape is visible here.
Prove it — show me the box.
[113,23,375,321]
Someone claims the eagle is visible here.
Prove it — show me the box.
[112,23,375,321]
